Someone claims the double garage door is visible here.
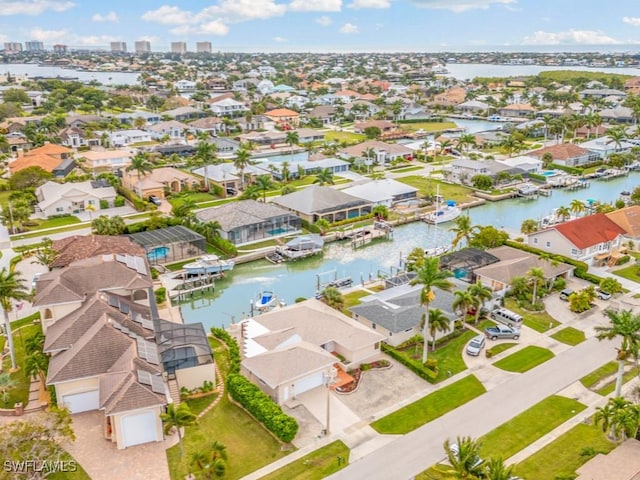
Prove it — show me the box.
[62,390,99,414]
[293,371,325,396]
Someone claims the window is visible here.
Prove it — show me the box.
[372,323,376,330]
[56,207,63,212]
[545,241,551,248]
[533,237,538,244]
[571,248,578,256]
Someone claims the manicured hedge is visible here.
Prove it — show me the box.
[301,219,321,234]
[381,343,438,382]
[210,327,240,374]
[117,185,147,211]
[227,373,299,443]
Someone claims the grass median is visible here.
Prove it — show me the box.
[260,441,349,480]
[493,345,554,373]
[371,375,486,434]
[551,326,586,346]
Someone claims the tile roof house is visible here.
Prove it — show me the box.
[264,108,300,128]
[122,166,201,200]
[338,140,413,163]
[36,252,215,449]
[9,143,75,175]
[35,180,117,218]
[529,143,600,167]
[273,185,372,223]
[576,438,640,480]
[527,214,627,266]
[51,235,146,269]
[606,205,640,242]
[195,199,301,245]
[349,282,460,347]
[473,245,574,294]
[498,103,536,117]
[240,299,384,404]
[80,149,134,173]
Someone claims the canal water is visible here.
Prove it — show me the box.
[180,172,640,329]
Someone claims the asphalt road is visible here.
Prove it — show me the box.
[329,336,618,480]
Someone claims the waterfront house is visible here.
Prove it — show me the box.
[529,143,599,168]
[353,120,395,134]
[527,214,626,266]
[349,283,458,347]
[51,235,146,269]
[579,88,627,100]
[342,179,419,207]
[442,158,518,185]
[458,100,490,115]
[263,158,350,181]
[192,162,264,195]
[581,136,634,159]
[195,199,302,246]
[36,180,117,217]
[606,206,640,244]
[599,106,635,124]
[273,185,372,223]
[240,299,385,404]
[338,140,413,164]
[496,155,543,174]
[498,103,536,118]
[473,245,574,294]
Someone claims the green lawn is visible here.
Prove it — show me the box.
[168,192,218,206]
[613,264,640,284]
[580,361,618,389]
[11,222,90,241]
[237,238,280,251]
[184,393,218,416]
[325,131,366,143]
[493,346,555,373]
[396,176,474,204]
[503,299,560,332]
[260,441,350,480]
[399,121,458,132]
[551,327,586,346]
[479,395,587,460]
[486,342,517,357]
[597,365,640,396]
[1,323,43,408]
[49,453,92,480]
[388,166,424,173]
[342,290,371,309]
[371,375,486,434]
[22,215,81,232]
[166,338,289,480]
[514,423,615,480]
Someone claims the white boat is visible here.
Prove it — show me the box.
[424,200,462,224]
[183,255,235,275]
[517,183,539,196]
[425,245,450,257]
[255,290,277,310]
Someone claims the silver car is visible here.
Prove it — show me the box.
[466,334,486,356]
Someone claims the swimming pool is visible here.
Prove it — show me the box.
[252,151,309,163]
[148,246,170,261]
[541,170,561,177]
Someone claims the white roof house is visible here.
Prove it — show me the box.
[36,180,117,217]
[581,136,635,158]
[343,179,419,207]
[497,155,543,173]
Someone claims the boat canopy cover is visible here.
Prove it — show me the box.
[445,200,456,206]
[285,234,324,251]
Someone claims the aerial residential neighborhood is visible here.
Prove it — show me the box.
[3,2,640,480]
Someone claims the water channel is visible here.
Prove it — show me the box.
[180,172,640,330]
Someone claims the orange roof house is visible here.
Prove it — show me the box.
[265,108,300,128]
[9,153,63,173]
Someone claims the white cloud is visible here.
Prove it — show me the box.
[199,0,286,22]
[349,0,390,8]
[273,36,288,42]
[289,0,342,12]
[339,22,359,34]
[91,11,118,22]
[316,15,332,26]
[28,27,68,42]
[522,29,621,45]
[623,16,640,27]
[170,20,230,37]
[410,0,516,12]
[141,5,194,25]
[76,34,120,46]
[0,0,74,16]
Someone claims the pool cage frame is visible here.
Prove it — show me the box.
[127,226,206,265]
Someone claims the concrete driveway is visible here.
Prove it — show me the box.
[297,386,361,436]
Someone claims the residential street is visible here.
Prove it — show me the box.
[328,336,618,480]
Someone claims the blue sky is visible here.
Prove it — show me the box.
[2,0,640,52]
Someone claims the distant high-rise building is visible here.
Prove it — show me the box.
[171,42,187,54]
[25,41,44,52]
[3,42,22,53]
[135,40,151,54]
[196,42,212,54]
[53,44,68,54]
[110,41,127,53]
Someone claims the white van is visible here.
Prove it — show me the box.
[490,307,523,327]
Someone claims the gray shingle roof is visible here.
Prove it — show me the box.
[196,199,296,231]
[273,185,370,215]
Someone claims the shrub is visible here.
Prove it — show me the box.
[210,327,241,374]
[117,185,146,211]
[155,287,166,304]
[301,219,321,234]
[295,297,307,303]
[227,374,299,443]
[114,196,126,207]
[616,255,631,265]
[99,199,109,209]
[209,236,238,257]
[381,343,438,382]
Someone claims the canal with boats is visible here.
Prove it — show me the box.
[180,171,640,330]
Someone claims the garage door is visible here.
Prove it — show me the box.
[62,390,99,414]
[121,411,159,448]
[293,372,324,396]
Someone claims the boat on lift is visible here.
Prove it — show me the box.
[183,255,235,275]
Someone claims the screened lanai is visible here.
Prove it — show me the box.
[127,225,206,265]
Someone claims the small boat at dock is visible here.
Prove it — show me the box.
[184,255,234,275]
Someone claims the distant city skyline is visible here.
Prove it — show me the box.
[1,0,640,53]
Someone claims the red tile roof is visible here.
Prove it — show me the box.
[530,143,591,160]
[552,214,626,249]
[265,108,299,117]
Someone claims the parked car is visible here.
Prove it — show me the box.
[148,195,162,206]
[559,288,574,301]
[485,324,520,340]
[596,289,612,300]
[466,334,486,356]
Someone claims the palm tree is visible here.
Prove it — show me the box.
[322,287,344,310]
[313,168,335,186]
[556,206,571,222]
[160,403,197,456]
[520,218,538,235]
[171,199,196,226]
[595,397,640,441]
[607,126,627,152]
[285,131,299,163]
[126,153,153,196]
[442,437,485,479]
[233,148,251,190]
[410,257,454,363]
[569,199,586,218]
[195,142,218,190]
[240,184,262,200]
[362,147,376,173]
[452,290,474,320]
[428,308,450,351]
[595,309,640,397]
[25,350,48,389]
[255,175,275,202]
[468,282,493,323]
[280,161,291,183]
[0,372,17,405]
[0,268,30,370]
[457,133,476,155]
[483,457,515,480]
[450,215,478,250]
[527,267,545,305]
